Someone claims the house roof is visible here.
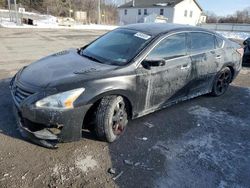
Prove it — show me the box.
[118,0,203,11]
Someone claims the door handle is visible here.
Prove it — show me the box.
[216,55,222,59]
[181,64,191,70]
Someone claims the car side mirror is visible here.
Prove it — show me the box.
[142,58,166,70]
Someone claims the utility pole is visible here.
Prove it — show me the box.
[68,0,72,18]
[7,0,12,22]
[14,0,19,24]
[98,0,101,24]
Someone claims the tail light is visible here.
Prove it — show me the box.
[236,48,244,58]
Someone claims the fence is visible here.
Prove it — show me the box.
[199,23,250,33]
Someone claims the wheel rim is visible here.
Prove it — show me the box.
[111,100,127,136]
[215,70,231,95]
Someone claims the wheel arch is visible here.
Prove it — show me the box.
[220,63,235,82]
[82,90,134,130]
[227,66,235,82]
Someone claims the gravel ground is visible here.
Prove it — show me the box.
[0,28,250,188]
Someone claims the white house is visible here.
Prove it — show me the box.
[118,0,206,26]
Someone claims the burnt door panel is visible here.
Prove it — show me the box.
[189,51,218,94]
[188,32,219,96]
[149,57,192,107]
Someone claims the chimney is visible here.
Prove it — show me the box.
[132,0,135,7]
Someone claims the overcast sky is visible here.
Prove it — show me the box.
[110,0,250,16]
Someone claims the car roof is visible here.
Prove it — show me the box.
[120,23,215,36]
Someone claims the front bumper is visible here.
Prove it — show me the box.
[10,78,92,149]
[12,104,91,149]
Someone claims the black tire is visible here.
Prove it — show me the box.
[211,67,232,97]
[95,96,128,142]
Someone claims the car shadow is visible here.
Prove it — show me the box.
[0,78,23,140]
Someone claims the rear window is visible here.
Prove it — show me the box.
[215,36,224,48]
[190,32,215,53]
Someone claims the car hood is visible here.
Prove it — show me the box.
[18,49,116,89]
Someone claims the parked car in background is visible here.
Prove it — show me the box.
[10,23,242,148]
[243,37,250,65]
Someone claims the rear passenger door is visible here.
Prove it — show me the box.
[188,32,219,95]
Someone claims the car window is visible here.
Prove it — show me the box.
[147,33,187,60]
[81,29,152,66]
[190,32,215,53]
[215,36,224,48]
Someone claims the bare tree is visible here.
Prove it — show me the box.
[205,11,219,23]
[13,0,118,24]
[205,8,250,24]
[0,0,5,8]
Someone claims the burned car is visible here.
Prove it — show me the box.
[10,23,242,148]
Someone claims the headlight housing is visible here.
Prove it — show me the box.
[35,88,85,109]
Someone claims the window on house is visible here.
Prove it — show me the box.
[144,9,147,15]
[124,9,127,15]
[190,11,193,17]
[184,10,188,17]
[138,9,141,15]
[160,9,164,15]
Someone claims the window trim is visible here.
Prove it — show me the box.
[215,35,225,49]
[124,9,127,15]
[135,31,224,68]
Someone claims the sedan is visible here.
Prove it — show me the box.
[10,23,242,148]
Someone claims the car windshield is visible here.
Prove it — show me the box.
[80,29,152,66]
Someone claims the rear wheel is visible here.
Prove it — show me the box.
[211,67,232,96]
[95,96,128,142]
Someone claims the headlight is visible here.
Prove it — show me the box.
[35,88,85,109]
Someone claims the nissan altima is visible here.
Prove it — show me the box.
[10,23,242,148]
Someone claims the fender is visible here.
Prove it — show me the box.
[87,89,135,118]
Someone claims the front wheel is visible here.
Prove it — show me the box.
[211,67,232,96]
[95,96,128,142]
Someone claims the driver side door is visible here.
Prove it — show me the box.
[136,33,192,114]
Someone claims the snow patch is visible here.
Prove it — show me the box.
[217,31,250,40]
[0,17,118,30]
[75,155,98,173]
[52,164,61,176]
[240,68,250,75]
[0,9,117,30]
